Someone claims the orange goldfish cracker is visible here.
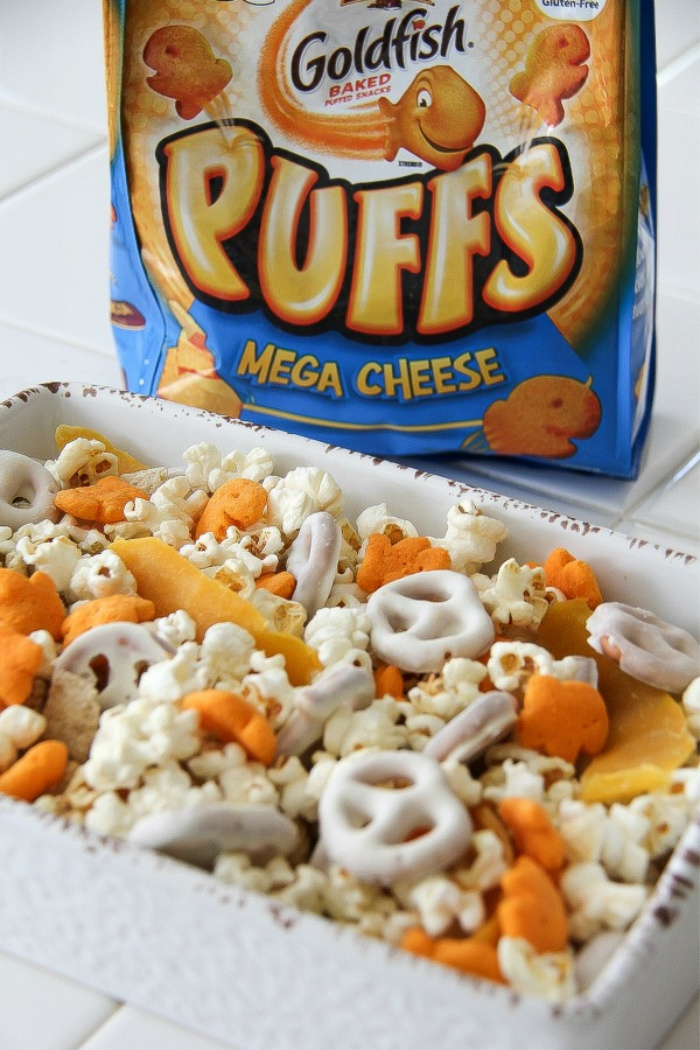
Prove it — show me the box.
[0,568,65,640]
[517,673,609,765]
[498,797,566,874]
[195,478,268,540]
[0,630,44,707]
[482,375,601,460]
[544,548,603,609]
[255,571,296,600]
[182,689,276,766]
[0,739,69,801]
[498,855,568,954]
[356,533,451,594]
[374,664,405,699]
[61,594,156,646]
[143,25,232,121]
[54,475,149,525]
[400,927,504,984]
[509,23,590,128]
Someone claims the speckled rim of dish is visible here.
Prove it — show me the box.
[0,382,698,1050]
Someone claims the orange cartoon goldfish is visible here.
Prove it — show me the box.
[379,66,485,171]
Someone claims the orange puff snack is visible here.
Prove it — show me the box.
[510,23,590,127]
[143,25,232,120]
[482,376,602,459]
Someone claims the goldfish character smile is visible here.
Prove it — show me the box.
[379,66,485,171]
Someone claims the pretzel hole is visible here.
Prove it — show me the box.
[11,487,35,508]
[88,654,110,692]
[340,802,373,830]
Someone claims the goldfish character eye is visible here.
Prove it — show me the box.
[416,88,432,109]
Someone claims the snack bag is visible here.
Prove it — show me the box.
[104,0,657,478]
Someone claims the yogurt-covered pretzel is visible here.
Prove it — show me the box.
[586,601,700,694]
[0,450,59,529]
[367,569,495,673]
[128,802,299,869]
[318,749,472,884]
[286,511,342,618]
[277,663,374,756]
[423,690,518,765]
[53,622,172,708]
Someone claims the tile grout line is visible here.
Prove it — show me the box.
[0,89,108,136]
[0,140,108,210]
[611,446,700,532]
[0,317,116,361]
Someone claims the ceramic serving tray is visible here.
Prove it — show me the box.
[0,383,698,1050]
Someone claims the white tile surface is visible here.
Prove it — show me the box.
[79,1006,236,1050]
[0,104,100,201]
[0,1,698,1048]
[0,149,114,354]
[0,952,117,1050]
[0,0,107,132]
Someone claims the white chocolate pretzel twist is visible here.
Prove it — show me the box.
[586,601,700,694]
[367,569,495,673]
[318,749,472,884]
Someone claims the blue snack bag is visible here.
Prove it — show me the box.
[105,0,656,478]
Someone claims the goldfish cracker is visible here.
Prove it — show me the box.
[498,797,566,874]
[400,927,504,984]
[509,23,590,127]
[255,571,296,600]
[498,856,568,954]
[544,548,603,609]
[373,664,405,700]
[61,594,156,646]
[0,630,44,708]
[195,478,268,540]
[517,673,609,765]
[357,533,451,594]
[143,25,232,121]
[55,475,149,525]
[0,568,65,640]
[181,690,277,766]
[107,1,658,480]
[0,739,68,802]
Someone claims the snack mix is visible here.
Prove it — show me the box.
[0,430,698,1002]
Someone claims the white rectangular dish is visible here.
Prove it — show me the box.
[0,382,698,1050]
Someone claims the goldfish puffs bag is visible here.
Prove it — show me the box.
[104,0,657,478]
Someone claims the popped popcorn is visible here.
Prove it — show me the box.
[1,426,698,1008]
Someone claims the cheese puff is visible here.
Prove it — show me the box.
[510,24,590,127]
[195,478,268,540]
[182,689,276,766]
[143,25,232,121]
[54,475,149,525]
[61,594,156,646]
[0,568,65,640]
[400,927,504,983]
[483,375,601,459]
[374,664,405,699]
[0,630,44,707]
[498,797,566,874]
[0,739,68,802]
[498,856,568,954]
[255,571,296,600]
[356,533,450,594]
[544,548,603,609]
[517,673,609,765]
